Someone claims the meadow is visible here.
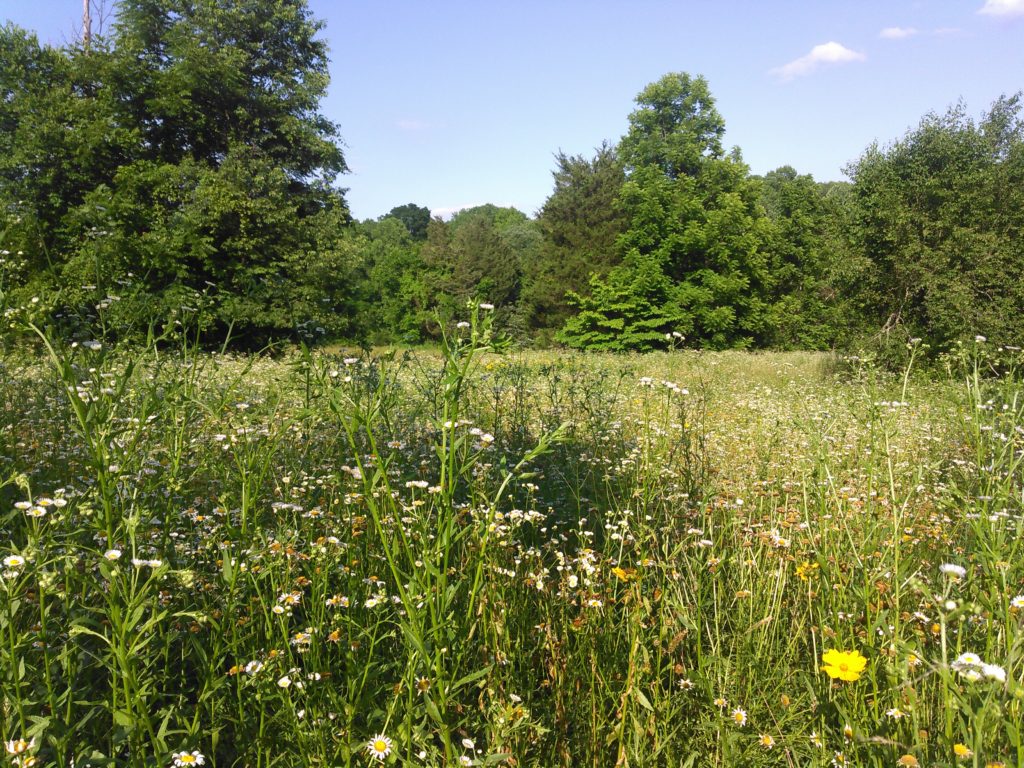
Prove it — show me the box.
[1,313,1022,767]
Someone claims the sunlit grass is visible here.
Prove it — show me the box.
[1,322,1022,767]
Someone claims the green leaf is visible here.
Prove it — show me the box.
[634,688,654,712]
[450,664,492,694]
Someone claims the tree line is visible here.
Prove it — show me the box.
[2,1,1022,356]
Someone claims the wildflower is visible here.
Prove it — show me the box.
[886,707,907,719]
[585,597,603,608]
[677,678,693,690]
[2,554,26,569]
[416,676,431,694]
[982,663,1006,682]
[952,652,985,681]
[833,752,848,767]
[810,731,823,748]
[730,707,747,726]
[940,563,967,580]
[277,675,292,688]
[759,734,775,749]
[843,724,854,741]
[366,734,393,762]
[953,743,973,759]
[897,756,920,767]
[478,303,494,310]
[244,660,263,675]
[104,549,122,561]
[459,757,472,766]
[713,697,728,708]
[461,737,475,750]
[796,561,819,581]
[1010,595,1024,612]
[5,739,34,755]
[171,752,206,767]
[821,649,867,682]
[26,506,47,518]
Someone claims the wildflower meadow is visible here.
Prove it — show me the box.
[1,312,1022,767]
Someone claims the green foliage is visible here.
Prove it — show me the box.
[561,73,772,351]
[618,72,725,180]
[523,143,627,337]
[757,167,849,349]
[0,2,352,346]
[845,95,1024,355]
[383,202,431,240]
[413,206,537,338]
[556,256,688,351]
[351,217,429,344]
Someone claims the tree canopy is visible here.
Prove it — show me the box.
[4,25,1023,358]
[559,72,773,351]
[845,95,1024,351]
[1,1,351,345]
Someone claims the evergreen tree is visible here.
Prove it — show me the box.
[526,143,626,336]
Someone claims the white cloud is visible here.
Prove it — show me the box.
[880,26,918,39]
[771,42,866,81]
[979,0,1024,16]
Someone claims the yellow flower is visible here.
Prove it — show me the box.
[796,561,820,581]
[897,756,920,767]
[953,744,973,760]
[822,649,868,682]
[611,566,637,581]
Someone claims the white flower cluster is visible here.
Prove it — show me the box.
[951,652,1006,683]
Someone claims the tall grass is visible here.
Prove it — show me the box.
[0,321,1021,767]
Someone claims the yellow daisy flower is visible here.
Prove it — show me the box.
[821,649,867,682]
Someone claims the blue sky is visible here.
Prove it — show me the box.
[3,1,1023,220]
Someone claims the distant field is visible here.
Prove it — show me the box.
[1,331,1021,767]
